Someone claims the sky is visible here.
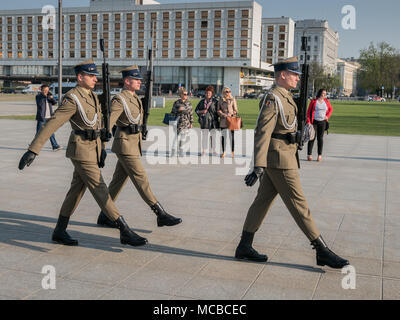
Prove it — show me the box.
[2,0,399,58]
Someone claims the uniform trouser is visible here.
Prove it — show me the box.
[243,168,320,241]
[60,159,120,221]
[107,154,158,207]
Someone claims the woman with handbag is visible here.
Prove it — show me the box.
[171,87,194,156]
[306,88,333,162]
[217,87,238,158]
[195,86,219,156]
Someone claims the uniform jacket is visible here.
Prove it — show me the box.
[171,99,194,132]
[306,98,333,124]
[195,98,219,129]
[217,97,238,128]
[254,85,298,169]
[29,85,103,163]
[110,89,143,157]
[35,93,57,122]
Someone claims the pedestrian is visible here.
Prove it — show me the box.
[306,88,333,162]
[96,66,182,229]
[235,57,349,269]
[18,59,147,247]
[35,84,61,151]
[171,87,194,156]
[195,85,219,156]
[217,87,238,158]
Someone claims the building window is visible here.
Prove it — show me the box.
[115,23,121,30]
[241,30,248,37]
[175,40,181,48]
[175,11,182,19]
[268,26,274,32]
[92,24,97,31]
[127,32,132,39]
[103,24,109,31]
[115,32,120,40]
[138,32,144,39]
[81,33,86,40]
[214,40,220,48]
[163,22,169,29]
[162,50,168,58]
[114,13,121,21]
[69,15,75,23]
[215,20,221,28]
[92,14,98,22]
[241,20,248,28]
[163,31,169,39]
[279,25,286,32]
[279,50,284,57]
[175,50,181,58]
[188,31,194,38]
[200,50,207,58]
[267,58,272,64]
[175,31,181,38]
[227,30,234,37]
[241,40,248,48]
[213,50,220,58]
[126,50,132,58]
[228,20,235,28]
[188,21,194,29]
[279,42,285,48]
[188,11,195,19]
[115,41,120,49]
[138,22,144,30]
[240,50,247,58]
[279,34,285,41]
[80,15,86,22]
[187,40,194,48]
[138,50,144,58]
[162,41,168,48]
[200,40,207,48]
[187,50,194,58]
[103,14,109,21]
[163,12,169,20]
[81,24,86,31]
[138,41,144,48]
[70,51,75,58]
[214,30,220,38]
[81,51,86,58]
[201,21,208,28]
[227,40,234,48]
[115,51,120,58]
[227,50,233,58]
[228,10,235,18]
[268,34,273,41]
[242,10,249,18]
[176,21,182,29]
[215,10,221,18]
[201,31,207,38]
[48,51,53,58]
[267,50,272,56]
[267,42,273,48]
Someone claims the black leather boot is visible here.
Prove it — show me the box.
[52,215,78,246]
[97,211,118,228]
[235,231,268,262]
[311,236,349,269]
[150,202,182,227]
[115,216,147,246]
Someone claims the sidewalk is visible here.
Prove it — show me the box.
[0,119,399,300]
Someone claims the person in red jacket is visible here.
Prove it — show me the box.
[306,88,333,162]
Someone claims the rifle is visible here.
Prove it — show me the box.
[141,23,155,141]
[295,36,310,151]
[99,38,112,142]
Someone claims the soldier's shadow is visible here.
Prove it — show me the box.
[0,210,324,273]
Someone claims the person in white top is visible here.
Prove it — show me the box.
[306,88,333,162]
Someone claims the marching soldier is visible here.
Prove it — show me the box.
[235,57,349,269]
[18,60,147,247]
[96,66,182,228]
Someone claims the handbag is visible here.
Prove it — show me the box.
[302,123,316,144]
[226,116,242,131]
[325,120,330,131]
[163,113,180,125]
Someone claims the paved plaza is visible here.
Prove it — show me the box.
[0,116,399,300]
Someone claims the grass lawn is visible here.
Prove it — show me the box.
[1,98,399,136]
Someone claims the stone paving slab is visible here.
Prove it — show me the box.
[0,118,400,300]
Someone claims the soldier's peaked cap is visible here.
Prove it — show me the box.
[273,56,302,75]
[121,66,143,80]
[74,59,99,76]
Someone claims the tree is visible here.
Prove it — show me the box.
[308,62,341,96]
[358,42,400,97]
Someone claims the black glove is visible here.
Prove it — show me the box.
[18,150,36,170]
[244,167,264,187]
[98,149,107,168]
[142,124,148,141]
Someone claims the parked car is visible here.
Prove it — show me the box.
[367,95,386,102]
[243,92,258,99]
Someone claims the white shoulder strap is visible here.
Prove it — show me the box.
[117,94,141,124]
[70,93,97,128]
[271,93,297,131]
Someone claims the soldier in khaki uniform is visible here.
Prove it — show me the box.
[235,57,349,269]
[18,60,147,247]
[96,66,182,228]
